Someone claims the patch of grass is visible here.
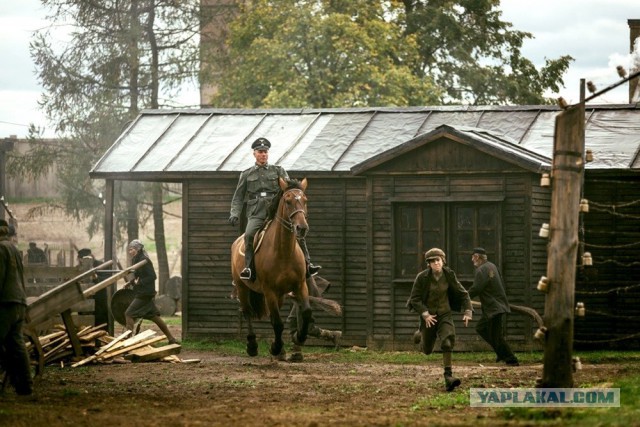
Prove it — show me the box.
[496,373,640,426]
[222,377,257,388]
[160,316,182,326]
[61,388,82,397]
[411,392,468,411]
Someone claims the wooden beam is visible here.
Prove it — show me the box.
[82,259,148,298]
[126,343,181,362]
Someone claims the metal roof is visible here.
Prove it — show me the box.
[90,104,640,179]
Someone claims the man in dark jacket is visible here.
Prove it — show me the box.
[0,219,33,396]
[124,240,178,345]
[229,137,319,281]
[407,248,472,392]
[468,247,519,366]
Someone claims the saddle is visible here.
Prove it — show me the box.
[237,220,272,257]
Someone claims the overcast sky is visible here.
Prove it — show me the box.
[1,0,639,139]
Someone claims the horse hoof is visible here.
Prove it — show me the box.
[247,348,258,357]
[287,352,304,362]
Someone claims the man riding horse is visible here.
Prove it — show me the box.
[229,137,321,281]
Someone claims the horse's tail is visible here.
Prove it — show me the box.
[246,288,268,319]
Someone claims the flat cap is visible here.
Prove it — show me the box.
[78,248,92,258]
[472,247,486,255]
[251,137,271,151]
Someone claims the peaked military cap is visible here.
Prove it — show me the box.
[251,137,271,151]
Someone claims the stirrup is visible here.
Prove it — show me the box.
[308,264,321,275]
[240,268,252,280]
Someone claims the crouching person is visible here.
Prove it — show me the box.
[407,248,472,392]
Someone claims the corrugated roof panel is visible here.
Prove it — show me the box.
[519,111,558,157]
[93,114,175,172]
[334,112,428,170]
[219,114,319,171]
[419,111,482,133]
[168,114,263,171]
[584,110,640,168]
[134,114,209,172]
[291,113,373,171]
[278,113,332,170]
[477,111,538,142]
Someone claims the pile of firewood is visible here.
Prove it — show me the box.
[26,325,198,367]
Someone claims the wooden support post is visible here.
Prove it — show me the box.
[541,97,585,388]
[60,309,84,358]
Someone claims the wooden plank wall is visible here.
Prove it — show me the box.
[370,173,548,351]
[183,176,371,346]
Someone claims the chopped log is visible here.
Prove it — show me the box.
[126,343,181,363]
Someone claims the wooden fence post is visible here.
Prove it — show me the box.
[541,100,585,387]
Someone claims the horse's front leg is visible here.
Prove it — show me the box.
[265,294,285,357]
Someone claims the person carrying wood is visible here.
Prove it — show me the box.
[124,240,179,345]
[0,218,33,396]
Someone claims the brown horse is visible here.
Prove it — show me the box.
[231,177,312,358]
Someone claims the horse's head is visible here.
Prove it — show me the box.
[277,177,309,238]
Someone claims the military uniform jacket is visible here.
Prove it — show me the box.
[468,260,510,318]
[407,266,472,314]
[230,163,289,220]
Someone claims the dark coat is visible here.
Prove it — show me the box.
[132,251,157,297]
[0,235,26,306]
[468,260,510,318]
[407,266,472,314]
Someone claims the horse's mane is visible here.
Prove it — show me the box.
[266,178,304,220]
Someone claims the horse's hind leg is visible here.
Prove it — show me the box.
[243,311,258,357]
[293,305,313,345]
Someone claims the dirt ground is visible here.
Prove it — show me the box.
[4,203,632,426]
[1,320,634,427]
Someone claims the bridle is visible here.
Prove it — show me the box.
[275,188,308,233]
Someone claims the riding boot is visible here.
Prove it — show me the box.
[320,329,342,349]
[298,236,321,276]
[444,367,461,392]
[241,239,255,280]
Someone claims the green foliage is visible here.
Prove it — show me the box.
[211,0,442,108]
[209,0,572,107]
[13,0,199,242]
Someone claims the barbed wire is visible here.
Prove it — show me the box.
[575,283,640,295]
[590,199,640,209]
[594,259,640,267]
[589,205,640,219]
[578,308,640,320]
[574,331,640,344]
[583,240,640,249]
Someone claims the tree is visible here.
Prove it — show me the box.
[207,0,572,107]
[209,0,442,108]
[11,0,204,288]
